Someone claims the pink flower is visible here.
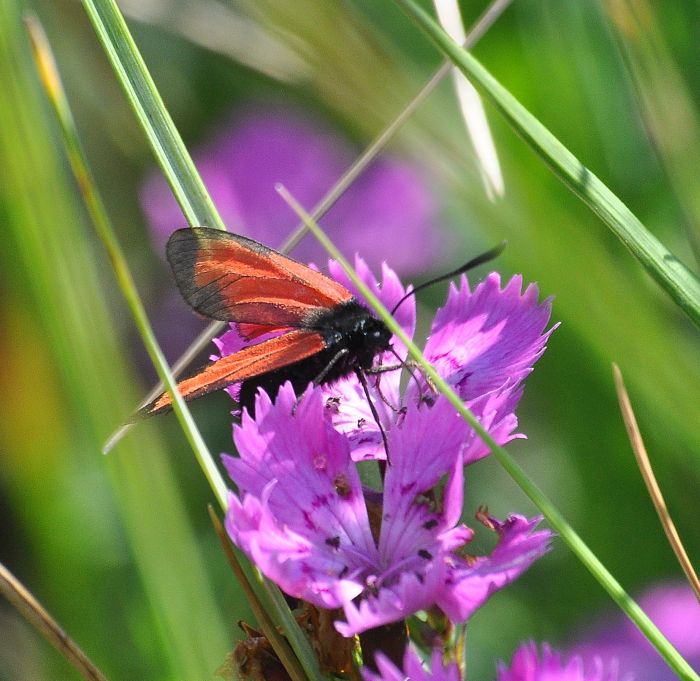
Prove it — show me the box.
[223,384,552,636]
[362,647,461,681]
[215,257,556,463]
[498,643,623,681]
[140,106,445,275]
[318,259,556,462]
[572,582,700,680]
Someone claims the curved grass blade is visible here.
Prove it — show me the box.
[393,0,700,330]
[80,0,225,230]
[433,0,504,199]
[25,12,228,510]
[612,364,700,601]
[70,4,327,676]
[0,561,109,681]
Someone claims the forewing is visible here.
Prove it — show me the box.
[143,329,326,416]
[166,227,353,325]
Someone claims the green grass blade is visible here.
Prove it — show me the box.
[393,0,700,330]
[259,582,324,681]
[432,0,505,200]
[79,0,225,230]
[603,0,700,265]
[25,13,228,512]
[0,3,230,676]
[73,4,326,676]
[0,561,110,681]
[278,186,700,681]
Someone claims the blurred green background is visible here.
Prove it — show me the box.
[1,0,698,679]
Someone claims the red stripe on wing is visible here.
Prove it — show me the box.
[236,322,291,340]
[143,329,326,416]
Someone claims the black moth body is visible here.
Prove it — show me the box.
[238,299,392,413]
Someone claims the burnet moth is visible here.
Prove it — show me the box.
[143,227,391,417]
[143,227,505,418]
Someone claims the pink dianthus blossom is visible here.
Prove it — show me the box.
[572,582,699,681]
[498,643,624,681]
[216,257,556,463]
[140,106,444,274]
[223,384,552,636]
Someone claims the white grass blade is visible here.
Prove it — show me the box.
[434,0,505,199]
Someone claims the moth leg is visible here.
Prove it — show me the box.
[365,370,400,415]
[366,363,403,375]
[313,348,350,386]
[367,346,432,403]
[291,348,350,415]
[355,369,391,466]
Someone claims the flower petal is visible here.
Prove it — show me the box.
[335,566,445,637]
[224,385,379,607]
[438,514,553,622]
[363,647,461,681]
[421,273,555,401]
[498,642,623,681]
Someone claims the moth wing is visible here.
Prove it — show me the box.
[166,227,353,326]
[143,329,326,416]
[236,322,291,341]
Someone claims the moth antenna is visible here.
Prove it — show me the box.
[390,240,506,315]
